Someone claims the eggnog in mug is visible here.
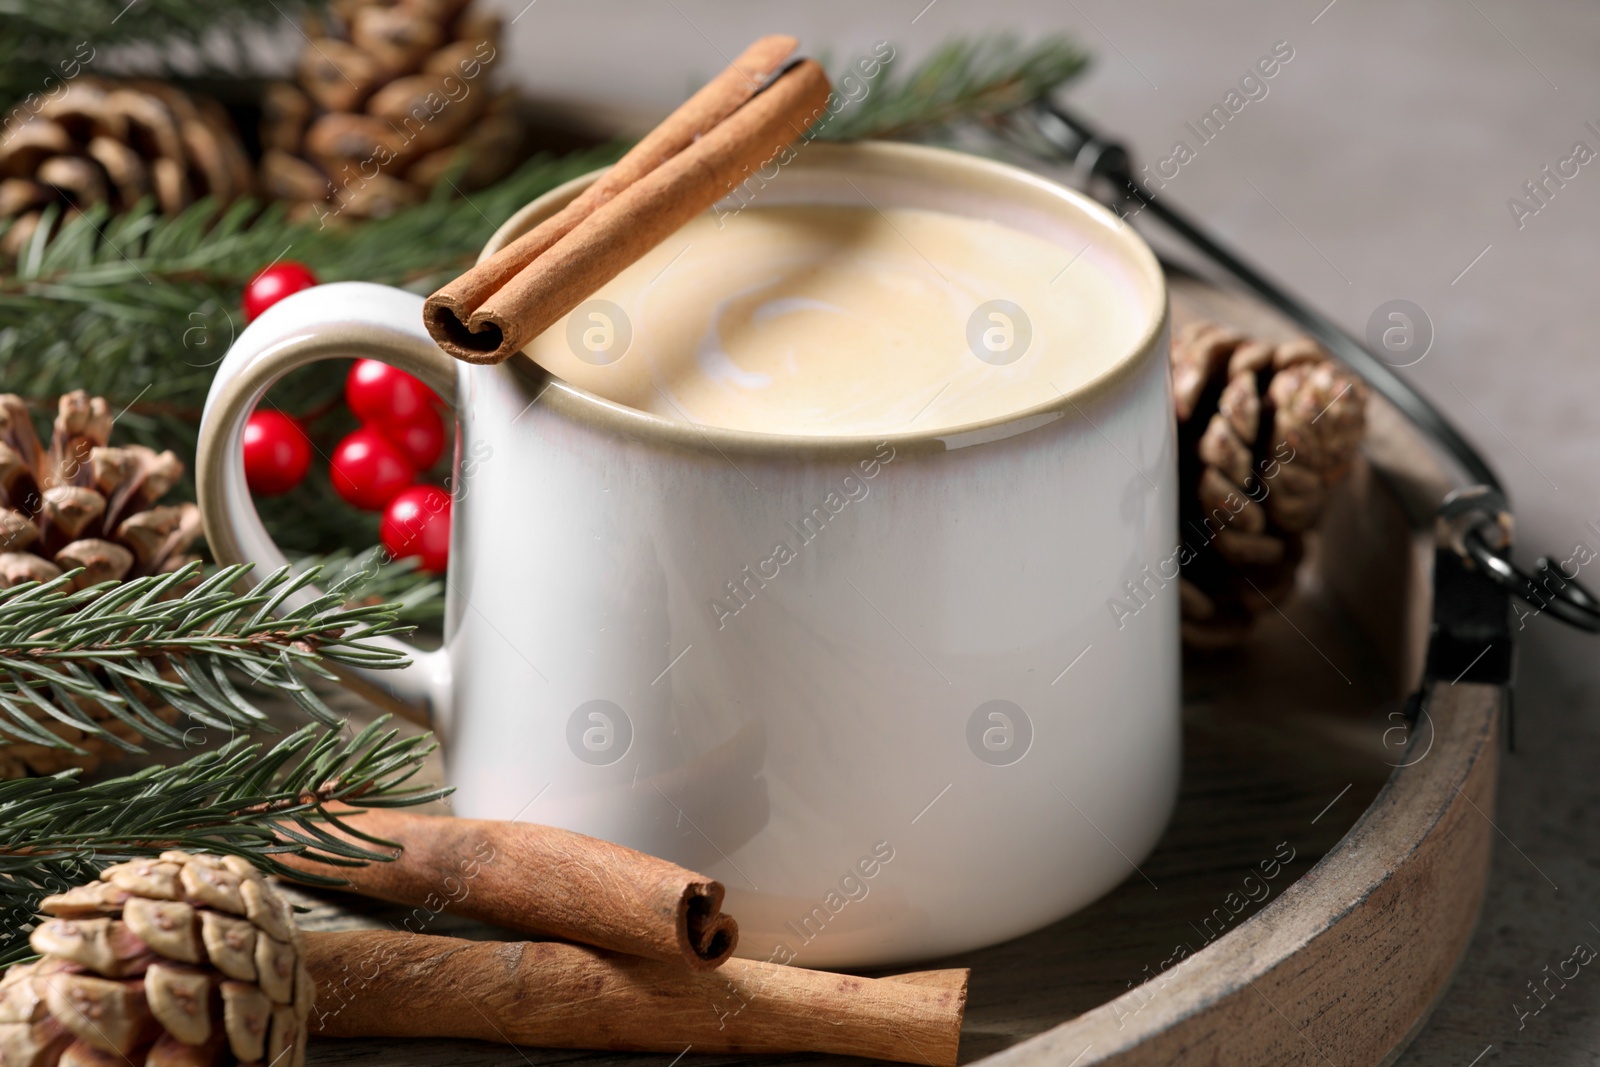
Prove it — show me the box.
[522,203,1151,434]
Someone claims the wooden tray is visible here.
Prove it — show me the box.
[298,275,1501,1067]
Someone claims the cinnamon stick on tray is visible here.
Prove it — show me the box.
[277,809,739,971]
[306,930,969,1066]
[423,35,832,365]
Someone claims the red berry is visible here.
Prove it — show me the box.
[330,428,415,511]
[346,359,440,426]
[241,410,312,496]
[382,485,451,573]
[243,262,318,322]
[380,404,446,469]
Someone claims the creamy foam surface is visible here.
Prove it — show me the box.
[522,204,1150,436]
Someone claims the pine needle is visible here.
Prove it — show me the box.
[0,716,448,966]
[0,561,411,753]
[292,547,445,626]
[818,35,1090,142]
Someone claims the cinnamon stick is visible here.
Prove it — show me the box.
[276,809,738,971]
[305,930,968,1066]
[423,40,832,365]
[424,33,794,357]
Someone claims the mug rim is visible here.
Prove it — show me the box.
[480,141,1169,457]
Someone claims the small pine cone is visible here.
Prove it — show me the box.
[0,78,252,257]
[0,391,201,595]
[261,0,525,220]
[1173,321,1368,647]
[0,390,203,778]
[1,853,311,1067]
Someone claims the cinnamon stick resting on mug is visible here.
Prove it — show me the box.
[306,930,968,1066]
[276,809,738,970]
[424,35,832,365]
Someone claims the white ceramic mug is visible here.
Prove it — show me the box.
[198,142,1178,967]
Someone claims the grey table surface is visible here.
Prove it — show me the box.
[331,1,1600,1061]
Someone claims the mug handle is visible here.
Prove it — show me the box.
[196,282,457,729]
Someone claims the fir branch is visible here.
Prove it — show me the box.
[818,35,1089,143]
[0,561,410,755]
[0,716,448,966]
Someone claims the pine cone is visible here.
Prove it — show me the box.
[0,391,201,592]
[259,0,526,222]
[0,853,311,1067]
[0,78,252,258]
[1172,321,1368,648]
[0,390,201,779]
